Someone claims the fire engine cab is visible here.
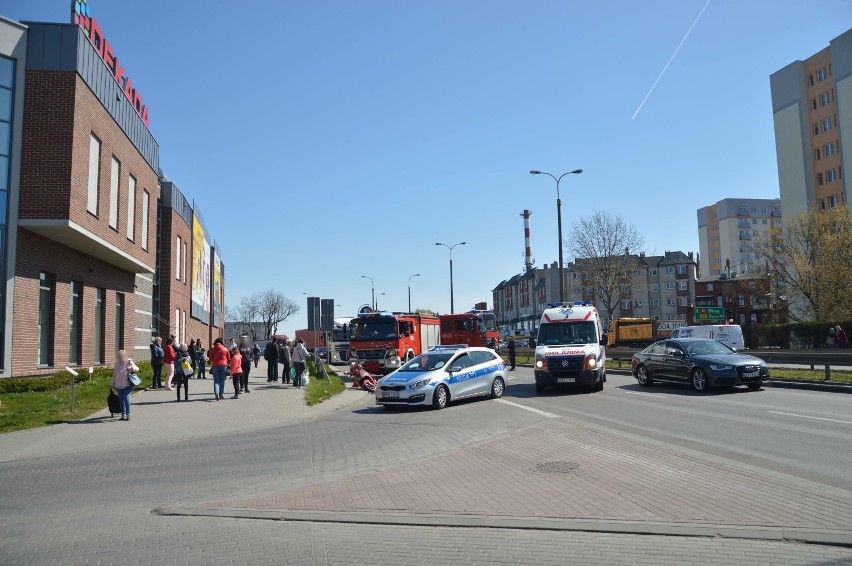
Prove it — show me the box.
[534,302,608,393]
[349,311,440,375]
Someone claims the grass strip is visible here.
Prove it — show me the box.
[305,360,347,406]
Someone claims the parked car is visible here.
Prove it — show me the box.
[631,338,768,392]
[315,347,328,361]
[668,325,746,351]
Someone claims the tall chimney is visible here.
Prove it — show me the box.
[520,209,534,272]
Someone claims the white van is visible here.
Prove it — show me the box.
[534,302,607,393]
[668,325,745,351]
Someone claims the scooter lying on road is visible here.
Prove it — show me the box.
[348,360,377,393]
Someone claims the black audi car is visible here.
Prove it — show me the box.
[631,338,769,392]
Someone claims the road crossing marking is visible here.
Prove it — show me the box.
[622,390,668,399]
[767,411,852,425]
[495,399,559,418]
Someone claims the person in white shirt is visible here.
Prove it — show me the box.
[292,339,310,388]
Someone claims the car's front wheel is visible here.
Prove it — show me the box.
[490,377,505,399]
[432,385,449,410]
[636,365,652,387]
[692,368,709,392]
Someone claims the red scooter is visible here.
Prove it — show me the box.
[348,361,377,393]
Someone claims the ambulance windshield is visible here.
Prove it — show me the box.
[538,321,597,346]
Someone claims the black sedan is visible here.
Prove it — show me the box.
[631,338,769,392]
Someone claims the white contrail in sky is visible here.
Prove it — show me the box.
[632,0,712,119]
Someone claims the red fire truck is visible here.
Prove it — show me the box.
[439,311,500,348]
[349,311,440,374]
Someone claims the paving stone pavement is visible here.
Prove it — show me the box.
[223,418,852,530]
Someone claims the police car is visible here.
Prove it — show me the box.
[375,345,507,409]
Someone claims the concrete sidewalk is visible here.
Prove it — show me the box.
[0,359,367,463]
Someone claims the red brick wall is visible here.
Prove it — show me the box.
[157,209,205,346]
[19,70,157,269]
[11,230,136,376]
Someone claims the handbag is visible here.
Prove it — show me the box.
[128,373,142,386]
[290,367,296,379]
[181,358,194,376]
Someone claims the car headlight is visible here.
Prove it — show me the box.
[386,349,398,358]
[586,355,597,369]
[535,356,547,370]
[409,378,431,389]
[709,365,733,371]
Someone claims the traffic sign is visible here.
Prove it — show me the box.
[695,307,725,321]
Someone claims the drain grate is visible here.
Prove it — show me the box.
[531,461,579,474]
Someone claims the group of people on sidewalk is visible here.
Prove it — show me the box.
[110,335,313,421]
[262,336,310,388]
[827,326,849,349]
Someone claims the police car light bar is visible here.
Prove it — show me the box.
[428,344,468,351]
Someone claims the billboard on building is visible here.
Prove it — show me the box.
[212,246,222,327]
[191,206,211,320]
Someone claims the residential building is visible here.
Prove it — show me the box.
[492,262,562,336]
[697,198,782,277]
[770,28,851,220]
[694,276,787,344]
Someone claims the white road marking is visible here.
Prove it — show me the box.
[767,411,852,425]
[622,390,668,399]
[495,399,559,418]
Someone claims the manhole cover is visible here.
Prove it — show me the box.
[531,461,579,474]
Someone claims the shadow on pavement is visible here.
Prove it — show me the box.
[615,382,763,397]
[508,382,598,399]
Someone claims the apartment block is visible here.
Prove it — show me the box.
[697,198,782,278]
[770,29,851,219]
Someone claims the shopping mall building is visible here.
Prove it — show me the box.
[0,8,224,377]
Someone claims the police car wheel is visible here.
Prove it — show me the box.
[490,377,505,399]
[432,385,449,410]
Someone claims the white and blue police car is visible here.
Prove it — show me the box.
[375,345,508,410]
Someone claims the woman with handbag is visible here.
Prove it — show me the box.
[163,336,176,391]
[292,338,310,388]
[174,344,192,402]
[111,350,140,421]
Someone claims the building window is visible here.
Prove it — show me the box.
[815,148,822,160]
[666,282,675,290]
[87,134,100,215]
[182,310,187,344]
[666,298,676,306]
[676,265,687,274]
[829,195,839,208]
[115,293,125,353]
[126,175,136,241]
[650,299,660,308]
[811,98,817,110]
[678,281,688,291]
[665,266,674,274]
[827,169,837,182]
[633,300,643,308]
[141,190,149,250]
[808,73,814,85]
[649,268,658,276]
[109,157,120,229]
[650,283,659,292]
[183,241,188,283]
[820,92,830,106]
[707,283,714,291]
[175,236,182,280]
[822,118,832,132]
[738,295,745,306]
[38,273,55,367]
[678,297,688,307]
[817,67,827,81]
[621,300,630,310]
[69,281,83,365]
[94,288,105,365]
[175,308,180,343]
[820,198,826,210]
[825,142,835,157]
[817,173,824,186]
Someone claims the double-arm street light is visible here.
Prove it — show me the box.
[408,273,421,313]
[435,242,466,314]
[360,275,375,310]
[529,169,583,303]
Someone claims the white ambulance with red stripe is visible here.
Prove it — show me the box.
[534,302,608,393]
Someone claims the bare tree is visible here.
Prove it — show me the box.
[752,204,852,322]
[235,295,260,325]
[256,289,300,339]
[568,210,646,320]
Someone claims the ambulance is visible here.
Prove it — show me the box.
[534,302,608,393]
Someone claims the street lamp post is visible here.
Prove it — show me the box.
[408,274,421,313]
[360,275,375,310]
[435,242,466,313]
[376,292,387,310]
[529,169,583,303]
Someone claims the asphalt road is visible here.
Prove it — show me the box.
[501,366,852,490]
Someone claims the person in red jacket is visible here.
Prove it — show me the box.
[229,345,243,399]
[163,336,176,390]
[209,338,231,401]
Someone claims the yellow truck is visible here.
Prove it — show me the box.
[609,318,656,348]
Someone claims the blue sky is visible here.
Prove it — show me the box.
[4,0,851,335]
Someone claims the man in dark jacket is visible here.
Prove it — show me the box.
[264,337,279,382]
[507,338,516,371]
[238,337,253,393]
[278,340,292,384]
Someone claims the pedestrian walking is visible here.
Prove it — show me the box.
[229,345,243,399]
[163,336,176,390]
[238,336,252,393]
[188,339,197,378]
[197,348,207,379]
[837,326,849,349]
[110,350,139,421]
[292,338,310,388]
[278,338,292,385]
[228,337,237,351]
[264,337,279,382]
[174,344,192,402]
[827,327,837,348]
[193,340,204,377]
[149,337,164,390]
[508,338,516,371]
[209,338,231,401]
[252,343,261,368]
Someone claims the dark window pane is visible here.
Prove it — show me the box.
[0,156,7,190]
[0,57,12,89]
[0,88,11,122]
[0,122,8,155]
